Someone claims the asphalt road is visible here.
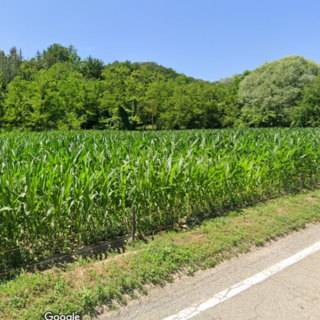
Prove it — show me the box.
[100,223,320,320]
[188,249,320,320]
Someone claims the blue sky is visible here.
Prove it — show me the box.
[0,0,319,81]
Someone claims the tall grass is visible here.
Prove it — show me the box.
[1,128,320,269]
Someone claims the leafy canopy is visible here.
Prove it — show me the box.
[238,55,319,127]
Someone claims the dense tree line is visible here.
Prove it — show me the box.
[0,43,319,131]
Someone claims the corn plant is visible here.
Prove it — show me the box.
[1,128,320,270]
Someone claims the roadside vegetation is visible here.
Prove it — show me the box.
[1,128,320,271]
[1,189,320,319]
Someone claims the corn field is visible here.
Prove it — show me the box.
[1,128,320,270]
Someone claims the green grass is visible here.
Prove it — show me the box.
[1,189,320,319]
[2,128,320,270]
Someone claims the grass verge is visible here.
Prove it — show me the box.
[1,190,320,319]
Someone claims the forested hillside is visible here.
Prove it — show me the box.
[0,43,319,131]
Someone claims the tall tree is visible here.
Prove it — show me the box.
[100,61,155,129]
[238,56,319,127]
[291,73,320,127]
[158,77,222,129]
[0,69,5,125]
[3,63,99,131]
[0,47,23,85]
[36,44,81,69]
[217,70,251,127]
[139,62,179,80]
[81,56,104,80]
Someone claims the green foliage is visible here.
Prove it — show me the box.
[3,63,99,131]
[238,56,319,127]
[291,74,320,127]
[81,55,104,80]
[2,187,320,319]
[99,60,232,130]
[2,43,320,130]
[0,69,5,125]
[219,71,250,127]
[1,128,319,270]
[100,61,166,129]
[158,78,223,129]
[36,44,81,69]
[16,61,38,81]
[139,62,179,80]
[0,47,23,86]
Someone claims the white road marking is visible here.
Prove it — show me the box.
[162,240,320,320]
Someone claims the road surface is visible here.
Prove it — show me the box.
[100,223,320,320]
